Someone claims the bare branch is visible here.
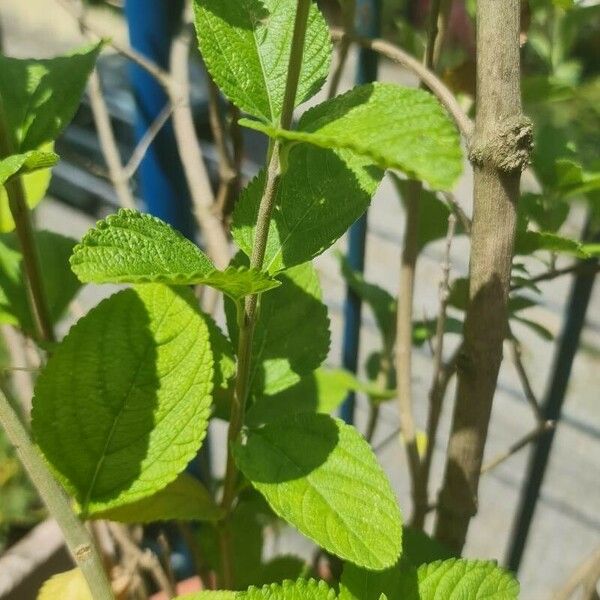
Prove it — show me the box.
[328,0,356,98]
[511,262,600,291]
[169,27,231,269]
[509,336,544,423]
[412,213,457,528]
[330,28,473,140]
[481,421,554,475]
[124,102,174,180]
[553,547,600,600]
[88,69,136,209]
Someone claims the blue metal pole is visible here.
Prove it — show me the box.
[124,0,194,239]
[340,0,382,424]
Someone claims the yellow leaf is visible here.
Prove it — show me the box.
[37,568,93,600]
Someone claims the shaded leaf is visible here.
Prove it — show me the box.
[0,151,58,184]
[234,413,402,570]
[0,43,102,152]
[32,285,214,516]
[241,83,463,190]
[226,261,330,395]
[0,231,81,336]
[90,473,223,523]
[37,568,92,600]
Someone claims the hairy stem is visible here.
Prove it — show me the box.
[218,0,312,587]
[0,104,55,344]
[0,389,113,599]
[434,0,531,552]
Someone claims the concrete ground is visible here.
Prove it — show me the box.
[2,1,600,598]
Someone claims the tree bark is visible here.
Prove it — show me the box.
[434,0,532,553]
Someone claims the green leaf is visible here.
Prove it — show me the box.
[245,579,336,600]
[37,568,92,600]
[240,83,463,190]
[193,0,331,122]
[340,557,517,600]
[177,593,237,600]
[555,159,600,197]
[518,193,569,234]
[234,413,402,570]
[247,367,393,426]
[0,142,55,233]
[32,284,214,516]
[0,44,101,152]
[226,261,330,395]
[232,145,383,273]
[0,151,59,184]
[339,559,419,600]
[89,473,223,523]
[515,230,588,258]
[71,209,280,300]
[417,559,519,599]
[401,527,455,566]
[0,231,82,335]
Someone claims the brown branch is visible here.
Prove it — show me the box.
[480,421,554,475]
[88,69,136,209]
[330,28,473,140]
[511,262,600,291]
[124,102,174,180]
[108,523,175,599]
[169,27,231,269]
[327,0,356,98]
[412,213,457,529]
[434,0,532,553]
[553,547,600,600]
[509,336,544,423]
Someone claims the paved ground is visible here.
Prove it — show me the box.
[3,2,600,598]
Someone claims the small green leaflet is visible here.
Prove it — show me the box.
[177,579,335,600]
[0,142,55,233]
[234,413,402,570]
[193,0,331,122]
[70,209,280,301]
[225,261,330,395]
[88,473,223,523]
[340,558,518,600]
[0,43,102,152]
[233,145,383,273]
[0,231,82,336]
[417,559,519,599]
[0,151,59,185]
[241,83,463,191]
[32,284,214,516]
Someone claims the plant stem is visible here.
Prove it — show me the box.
[218,0,312,588]
[0,105,55,345]
[412,213,456,529]
[434,0,531,553]
[328,0,356,98]
[0,389,113,599]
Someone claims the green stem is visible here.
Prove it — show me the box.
[0,389,113,599]
[0,101,55,344]
[217,0,312,588]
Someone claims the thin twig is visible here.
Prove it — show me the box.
[412,213,457,528]
[0,389,113,599]
[330,28,473,140]
[206,77,239,221]
[481,421,555,475]
[124,102,174,179]
[553,547,600,600]
[170,26,231,269]
[509,336,544,423]
[511,262,600,291]
[328,0,356,98]
[88,69,136,209]
[108,523,175,599]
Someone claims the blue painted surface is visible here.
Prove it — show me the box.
[340,0,382,424]
[124,0,194,239]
